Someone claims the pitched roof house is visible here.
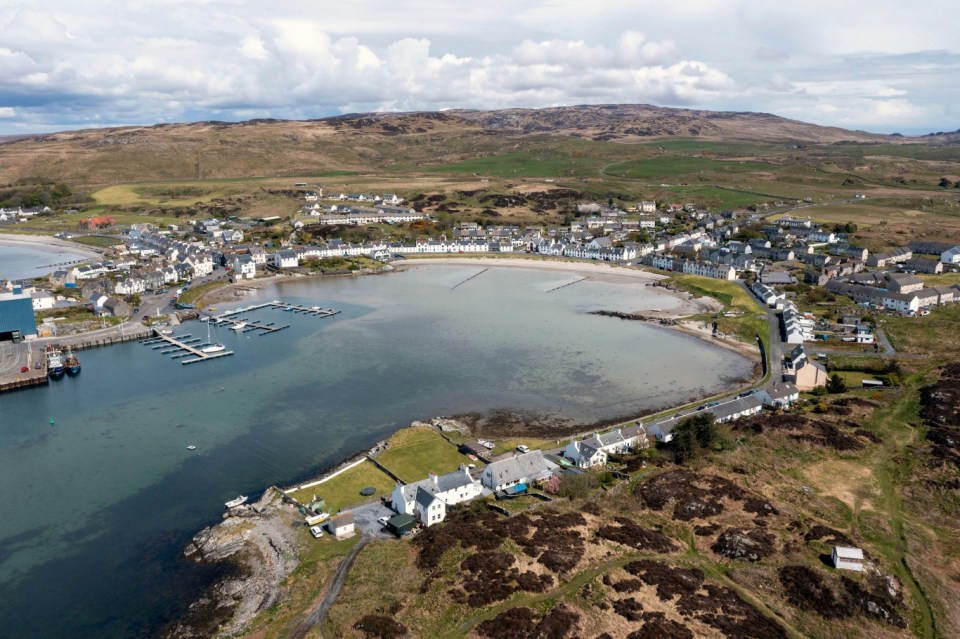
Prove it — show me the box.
[481,450,556,492]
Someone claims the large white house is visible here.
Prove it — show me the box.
[391,465,482,527]
[563,425,647,468]
[481,450,556,492]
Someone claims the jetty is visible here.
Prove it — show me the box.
[205,300,340,333]
[142,330,234,365]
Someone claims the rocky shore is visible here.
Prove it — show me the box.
[166,488,301,638]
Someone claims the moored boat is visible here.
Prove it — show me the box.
[199,343,226,354]
[225,495,247,508]
[230,322,246,331]
[64,348,81,376]
[47,348,65,380]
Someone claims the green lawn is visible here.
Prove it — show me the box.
[376,425,470,482]
[286,460,396,514]
[177,280,227,307]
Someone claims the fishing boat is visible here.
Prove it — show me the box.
[64,348,81,376]
[186,445,197,450]
[225,495,248,508]
[46,348,65,380]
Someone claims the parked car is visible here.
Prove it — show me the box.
[309,525,324,539]
[20,366,29,373]
[377,516,390,527]
[516,444,530,453]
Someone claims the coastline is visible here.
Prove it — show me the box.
[0,231,103,259]
[163,256,764,637]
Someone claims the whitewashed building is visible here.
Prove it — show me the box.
[391,465,482,527]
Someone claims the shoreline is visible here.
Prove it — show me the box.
[0,231,103,258]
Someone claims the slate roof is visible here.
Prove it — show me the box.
[484,450,554,487]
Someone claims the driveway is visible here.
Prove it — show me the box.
[348,501,396,539]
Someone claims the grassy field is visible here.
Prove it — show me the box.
[177,281,227,307]
[669,274,769,349]
[375,425,470,482]
[603,157,778,180]
[286,460,396,514]
[245,530,361,638]
[68,235,122,248]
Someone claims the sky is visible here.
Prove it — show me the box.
[0,0,957,136]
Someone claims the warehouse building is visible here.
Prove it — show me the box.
[0,288,38,341]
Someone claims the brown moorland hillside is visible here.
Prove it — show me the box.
[0,104,951,187]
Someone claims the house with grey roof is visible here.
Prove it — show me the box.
[391,465,482,527]
[756,382,800,408]
[481,450,556,492]
[564,425,648,468]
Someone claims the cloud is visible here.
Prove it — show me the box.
[0,107,16,117]
[0,1,955,134]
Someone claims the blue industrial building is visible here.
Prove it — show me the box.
[0,288,38,341]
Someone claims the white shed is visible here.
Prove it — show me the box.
[832,545,864,571]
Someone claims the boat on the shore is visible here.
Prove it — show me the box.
[225,495,247,508]
[46,348,65,380]
[64,348,81,376]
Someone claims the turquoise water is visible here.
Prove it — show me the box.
[0,242,91,280]
[0,265,753,637]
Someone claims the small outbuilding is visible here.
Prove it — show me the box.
[832,545,865,571]
[327,512,356,540]
[386,513,417,537]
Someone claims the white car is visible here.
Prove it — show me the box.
[309,525,324,539]
[378,516,391,527]
[516,445,530,453]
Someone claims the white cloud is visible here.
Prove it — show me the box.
[0,107,16,117]
[0,1,955,134]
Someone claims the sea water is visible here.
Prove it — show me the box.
[0,265,752,637]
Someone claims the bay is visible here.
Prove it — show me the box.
[0,242,92,281]
[0,264,752,637]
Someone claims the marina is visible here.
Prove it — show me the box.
[142,330,235,364]
[205,300,340,335]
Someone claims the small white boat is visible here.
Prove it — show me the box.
[231,322,247,331]
[200,343,226,354]
[225,495,248,508]
[187,445,197,450]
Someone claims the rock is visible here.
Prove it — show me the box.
[167,488,302,638]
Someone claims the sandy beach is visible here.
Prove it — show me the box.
[0,232,102,259]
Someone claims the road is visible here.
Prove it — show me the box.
[291,536,371,639]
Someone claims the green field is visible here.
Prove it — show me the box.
[286,459,397,514]
[603,157,778,180]
[375,425,470,482]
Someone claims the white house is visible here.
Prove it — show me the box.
[31,291,55,310]
[564,425,647,468]
[114,278,146,295]
[481,450,556,492]
[327,512,356,540]
[391,465,482,527]
[941,246,960,265]
[274,250,300,269]
[756,383,800,408]
[232,255,256,280]
[832,546,865,572]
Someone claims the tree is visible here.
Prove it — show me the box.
[827,373,847,394]
[671,413,718,463]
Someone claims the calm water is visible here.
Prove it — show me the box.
[0,242,91,280]
[0,265,752,638]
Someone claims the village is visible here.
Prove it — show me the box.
[5,180,958,637]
